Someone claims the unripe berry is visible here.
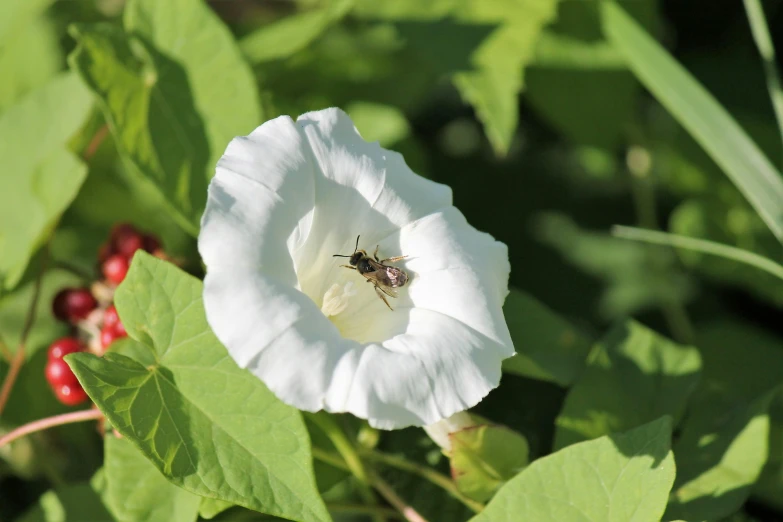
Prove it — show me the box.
[103,255,130,285]
[45,358,80,388]
[48,337,82,361]
[54,384,89,406]
[52,288,97,323]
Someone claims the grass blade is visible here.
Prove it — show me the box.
[611,225,783,282]
[602,3,783,244]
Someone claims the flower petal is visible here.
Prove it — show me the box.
[292,108,453,302]
[199,115,315,286]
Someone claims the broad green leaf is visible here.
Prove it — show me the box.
[470,417,675,522]
[451,0,557,156]
[554,320,701,450]
[0,73,92,290]
[500,288,591,386]
[0,268,83,359]
[665,389,773,520]
[67,253,330,522]
[16,482,113,522]
[602,2,783,244]
[199,498,235,520]
[0,15,61,113]
[68,23,207,235]
[346,102,410,147]
[240,0,354,64]
[0,0,53,47]
[450,425,529,502]
[104,435,200,522]
[124,0,261,183]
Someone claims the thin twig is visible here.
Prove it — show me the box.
[0,248,49,417]
[364,450,484,513]
[369,471,429,522]
[0,334,12,363]
[0,409,103,448]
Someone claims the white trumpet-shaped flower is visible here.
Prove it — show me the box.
[198,108,514,429]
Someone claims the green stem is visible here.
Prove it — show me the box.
[368,471,429,522]
[612,225,783,282]
[627,165,694,344]
[307,414,384,522]
[364,450,484,513]
[744,0,783,166]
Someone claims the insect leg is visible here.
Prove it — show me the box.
[381,255,407,263]
[340,265,356,270]
[373,245,380,261]
[374,285,394,311]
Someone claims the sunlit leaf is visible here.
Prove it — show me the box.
[470,417,675,522]
[104,435,200,522]
[554,320,701,449]
[0,73,92,291]
[67,253,330,522]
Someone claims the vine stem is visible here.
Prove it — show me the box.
[306,414,385,522]
[363,450,484,513]
[369,471,428,522]
[0,247,48,417]
[0,408,104,448]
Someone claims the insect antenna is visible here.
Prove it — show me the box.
[333,235,361,258]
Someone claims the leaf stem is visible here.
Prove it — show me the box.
[0,248,48,417]
[363,450,484,513]
[744,0,783,166]
[307,414,385,522]
[368,471,429,522]
[612,225,783,282]
[82,124,109,161]
[0,408,104,448]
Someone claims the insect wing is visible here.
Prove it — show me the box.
[361,269,399,297]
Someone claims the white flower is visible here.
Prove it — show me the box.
[198,108,514,430]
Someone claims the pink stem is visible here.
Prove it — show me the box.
[0,408,104,447]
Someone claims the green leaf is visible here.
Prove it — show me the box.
[199,498,235,520]
[470,417,675,522]
[0,15,61,113]
[124,0,261,182]
[451,0,557,156]
[500,288,591,386]
[69,0,260,235]
[66,252,330,522]
[240,0,354,64]
[16,482,114,522]
[602,2,783,244]
[665,389,773,521]
[450,424,529,502]
[554,320,701,450]
[346,102,410,147]
[104,435,200,522]
[0,0,53,47]
[0,72,92,291]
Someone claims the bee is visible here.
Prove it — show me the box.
[333,235,408,310]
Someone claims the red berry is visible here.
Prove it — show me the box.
[48,337,83,361]
[110,223,136,242]
[114,318,127,337]
[98,242,114,264]
[103,255,130,285]
[52,288,97,323]
[54,384,89,406]
[100,324,126,349]
[116,231,144,258]
[103,305,120,328]
[45,358,80,388]
[142,234,161,253]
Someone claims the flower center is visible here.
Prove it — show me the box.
[320,281,357,317]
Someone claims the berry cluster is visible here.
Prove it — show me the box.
[45,224,163,406]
